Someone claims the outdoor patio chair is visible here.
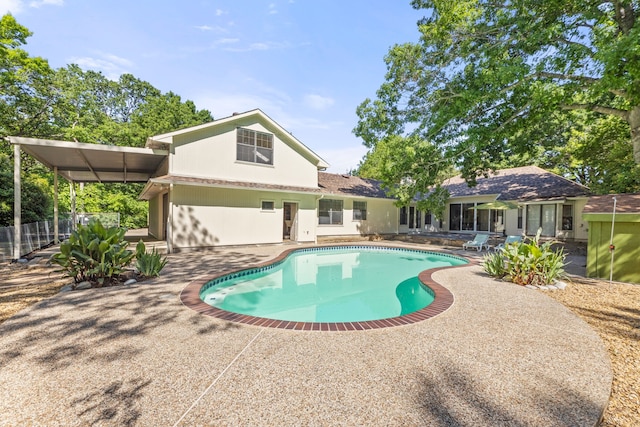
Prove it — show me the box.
[462,234,490,251]
[494,235,522,251]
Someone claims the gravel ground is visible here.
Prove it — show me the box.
[545,276,640,427]
[0,244,634,426]
[0,262,67,323]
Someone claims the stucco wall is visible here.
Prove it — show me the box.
[504,209,521,237]
[148,194,163,240]
[572,198,589,241]
[315,197,399,237]
[169,120,319,188]
[169,185,317,248]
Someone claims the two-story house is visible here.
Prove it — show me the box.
[138,109,399,251]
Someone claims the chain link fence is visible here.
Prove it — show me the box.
[0,213,120,262]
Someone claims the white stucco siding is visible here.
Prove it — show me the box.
[555,198,589,241]
[504,209,522,236]
[358,199,399,234]
[148,194,163,239]
[315,197,398,237]
[169,121,318,188]
[573,198,588,241]
[294,207,318,242]
[169,185,317,248]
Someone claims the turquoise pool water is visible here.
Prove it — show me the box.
[200,246,467,323]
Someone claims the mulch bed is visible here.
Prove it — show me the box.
[0,263,67,324]
[545,276,640,427]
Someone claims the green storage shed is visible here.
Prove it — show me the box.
[582,194,640,284]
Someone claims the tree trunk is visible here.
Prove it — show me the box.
[630,106,640,164]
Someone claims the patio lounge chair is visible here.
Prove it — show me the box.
[494,235,523,251]
[462,234,490,251]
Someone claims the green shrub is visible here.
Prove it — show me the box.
[483,229,566,286]
[483,250,507,278]
[135,240,168,277]
[51,218,134,287]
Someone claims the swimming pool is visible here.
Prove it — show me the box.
[197,246,467,325]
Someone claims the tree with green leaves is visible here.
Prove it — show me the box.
[0,14,214,227]
[355,135,452,219]
[541,113,640,193]
[0,14,59,142]
[355,0,640,191]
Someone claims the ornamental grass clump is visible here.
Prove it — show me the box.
[483,229,567,286]
[135,240,168,278]
[51,218,134,287]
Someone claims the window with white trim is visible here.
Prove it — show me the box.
[399,207,407,225]
[319,199,343,225]
[425,211,432,226]
[353,201,367,220]
[526,204,556,236]
[562,204,573,230]
[236,127,274,165]
[261,200,275,211]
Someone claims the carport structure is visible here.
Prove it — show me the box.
[8,137,168,260]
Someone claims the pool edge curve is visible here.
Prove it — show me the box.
[179,244,477,331]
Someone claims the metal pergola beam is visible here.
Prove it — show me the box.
[9,136,168,261]
[76,148,102,183]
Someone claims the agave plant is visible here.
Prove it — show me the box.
[51,218,134,287]
[135,240,168,278]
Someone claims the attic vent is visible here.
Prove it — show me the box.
[232,112,240,116]
[341,174,351,178]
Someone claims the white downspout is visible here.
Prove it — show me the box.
[315,194,324,244]
[167,183,174,254]
[609,196,617,285]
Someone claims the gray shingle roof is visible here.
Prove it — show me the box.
[441,166,590,201]
[149,174,321,194]
[147,173,394,199]
[318,172,392,199]
[147,167,588,203]
[583,193,640,214]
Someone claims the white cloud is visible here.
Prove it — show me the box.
[1,0,62,14]
[268,3,277,15]
[304,94,335,110]
[189,75,367,173]
[194,25,213,31]
[215,8,224,16]
[0,0,24,14]
[212,38,239,46]
[69,52,133,80]
[101,52,133,67]
[224,40,290,52]
[29,0,62,7]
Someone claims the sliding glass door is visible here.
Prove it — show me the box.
[526,204,556,237]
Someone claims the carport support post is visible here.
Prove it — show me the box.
[13,143,21,261]
[53,167,59,244]
[70,181,76,230]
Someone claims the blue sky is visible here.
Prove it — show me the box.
[2,0,426,172]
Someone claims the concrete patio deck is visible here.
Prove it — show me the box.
[0,242,611,426]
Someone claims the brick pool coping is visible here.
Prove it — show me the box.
[180,244,477,331]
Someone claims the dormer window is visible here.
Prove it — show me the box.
[236,127,273,165]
